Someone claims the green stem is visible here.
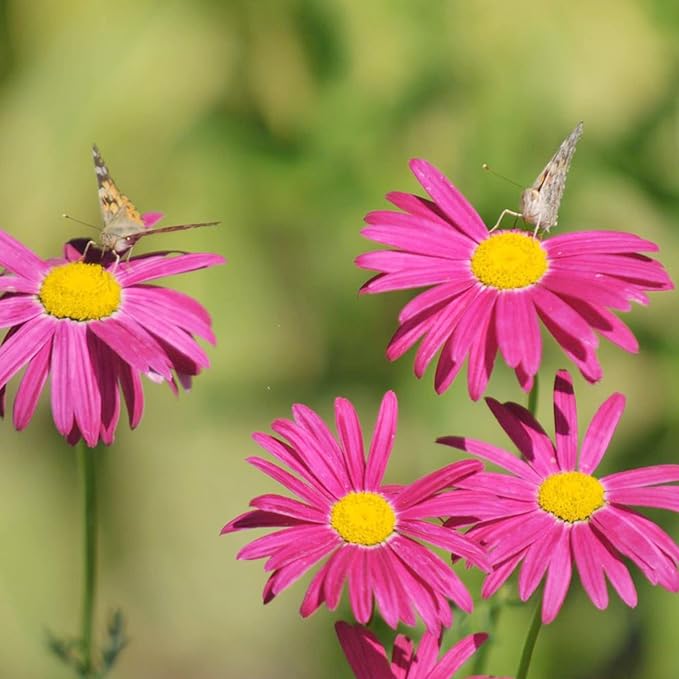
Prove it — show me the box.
[527,373,539,417]
[516,600,543,679]
[470,597,502,674]
[78,443,97,677]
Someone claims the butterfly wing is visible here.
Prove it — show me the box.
[130,221,219,242]
[525,121,583,231]
[92,144,145,230]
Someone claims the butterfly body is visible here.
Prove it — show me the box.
[491,121,583,236]
[91,144,218,258]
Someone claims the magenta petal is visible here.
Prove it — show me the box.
[0,230,50,281]
[518,521,564,600]
[247,457,330,508]
[365,391,398,489]
[579,393,625,474]
[0,316,55,390]
[603,464,679,489]
[0,296,42,327]
[428,633,488,679]
[64,322,102,447]
[553,370,578,471]
[119,358,144,428]
[115,252,225,286]
[545,231,660,255]
[333,397,366,489]
[142,211,164,227]
[395,460,482,509]
[125,286,216,343]
[541,531,572,623]
[335,623,392,679]
[572,522,609,609]
[437,435,542,484]
[348,549,373,624]
[486,398,558,477]
[89,315,173,381]
[13,339,51,430]
[409,159,487,241]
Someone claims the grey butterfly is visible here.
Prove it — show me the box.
[492,121,583,236]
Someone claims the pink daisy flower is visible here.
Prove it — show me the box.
[438,370,679,623]
[222,391,489,633]
[336,622,511,679]
[356,159,673,399]
[0,230,224,447]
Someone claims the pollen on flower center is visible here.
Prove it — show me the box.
[538,471,605,522]
[471,231,548,289]
[39,262,122,321]
[330,491,396,546]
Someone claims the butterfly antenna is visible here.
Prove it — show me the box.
[62,214,101,232]
[482,163,524,189]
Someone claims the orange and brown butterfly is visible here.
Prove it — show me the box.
[91,144,218,257]
[492,121,583,236]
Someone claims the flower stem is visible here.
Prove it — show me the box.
[516,600,542,679]
[78,442,97,677]
[527,374,539,417]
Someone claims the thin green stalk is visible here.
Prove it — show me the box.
[516,600,542,679]
[527,374,539,416]
[470,597,502,674]
[78,442,97,677]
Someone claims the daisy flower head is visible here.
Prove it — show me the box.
[438,370,679,623]
[222,391,489,633]
[336,622,511,679]
[0,230,224,447]
[356,160,673,399]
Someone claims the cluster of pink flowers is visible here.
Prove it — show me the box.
[2,142,676,677]
[224,156,677,677]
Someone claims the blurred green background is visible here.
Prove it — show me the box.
[0,0,678,677]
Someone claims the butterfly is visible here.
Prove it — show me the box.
[491,121,583,236]
[89,144,218,259]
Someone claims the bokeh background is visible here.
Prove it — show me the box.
[0,1,678,677]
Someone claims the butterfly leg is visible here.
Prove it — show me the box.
[490,209,523,232]
[81,240,98,262]
[532,219,542,239]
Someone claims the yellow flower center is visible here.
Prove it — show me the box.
[39,262,122,321]
[538,471,606,523]
[471,232,548,289]
[330,491,396,546]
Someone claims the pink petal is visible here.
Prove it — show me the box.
[142,211,164,227]
[398,278,475,323]
[115,252,225,287]
[365,391,398,489]
[0,296,43,327]
[335,623,392,679]
[395,460,482,509]
[566,299,638,353]
[247,456,330,508]
[603,464,679,489]
[486,398,558,477]
[571,522,608,609]
[333,398,366,489]
[13,338,52,430]
[428,633,488,679]
[541,531,572,623]
[409,159,487,241]
[437,435,542,484]
[518,521,564,600]
[545,231,659,256]
[0,230,50,281]
[126,286,216,343]
[348,549,373,623]
[579,393,625,474]
[0,316,55,389]
[552,370,578,471]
